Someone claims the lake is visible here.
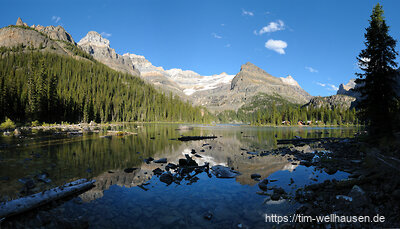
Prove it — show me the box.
[0,124,359,228]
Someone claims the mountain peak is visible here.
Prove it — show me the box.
[16,17,27,27]
[241,62,258,70]
[337,79,359,98]
[78,31,110,48]
[16,17,23,26]
[280,75,300,87]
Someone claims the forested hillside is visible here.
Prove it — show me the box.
[0,50,212,123]
[217,94,358,125]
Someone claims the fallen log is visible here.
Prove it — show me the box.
[0,179,95,219]
[176,136,217,141]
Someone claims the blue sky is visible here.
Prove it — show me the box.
[1,0,400,96]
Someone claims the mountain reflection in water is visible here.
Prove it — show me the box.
[0,124,357,228]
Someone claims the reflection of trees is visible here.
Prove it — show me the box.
[53,124,200,180]
[0,124,358,199]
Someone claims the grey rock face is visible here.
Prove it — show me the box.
[230,62,311,104]
[78,31,139,76]
[32,25,75,44]
[303,94,356,110]
[337,79,360,98]
[0,26,66,55]
[190,62,312,112]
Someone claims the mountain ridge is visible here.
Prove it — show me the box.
[1,18,315,116]
[77,31,312,112]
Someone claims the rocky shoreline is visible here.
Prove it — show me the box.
[273,138,400,228]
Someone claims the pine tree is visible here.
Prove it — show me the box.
[355,4,399,137]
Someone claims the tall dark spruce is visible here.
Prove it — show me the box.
[355,3,399,137]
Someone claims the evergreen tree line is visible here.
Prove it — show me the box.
[217,94,358,126]
[251,105,358,126]
[218,103,358,126]
[0,51,212,124]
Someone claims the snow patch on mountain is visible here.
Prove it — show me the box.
[280,75,300,87]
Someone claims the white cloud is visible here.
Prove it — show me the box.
[101,32,112,38]
[305,66,318,73]
[212,33,222,39]
[242,9,254,16]
[51,16,61,23]
[225,44,231,48]
[328,84,339,91]
[316,82,338,91]
[265,39,287,54]
[256,20,285,35]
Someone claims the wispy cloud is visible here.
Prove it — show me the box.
[211,33,222,39]
[101,32,112,38]
[225,44,231,48]
[329,84,339,91]
[305,66,318,73]
[242,9,254,16]
[255,20,285,35]
[316,82,338,91]
[221,23,225,26]
[51,16,61,23]
[265,39,287,54]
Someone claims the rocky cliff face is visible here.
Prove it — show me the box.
[188,63,312,112]
[31,24,75,44]
[337,79,360,98]
[303,94,356,110]
[78,31,139,76]
[0,18,83,57]
[121,53,185,96]
[230,62,311,103]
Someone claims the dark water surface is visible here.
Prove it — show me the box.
[0,124,358,228]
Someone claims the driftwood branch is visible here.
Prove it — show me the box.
[0,179,95,219]
[176,136,217,141]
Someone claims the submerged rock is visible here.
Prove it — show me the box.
[124,168,138,173]
[165,163,177,170]
[270,193,281,201]
[154,158,167,163]
[153,168,163,175]
[179,154,198,167]
[211,165,240,178]
[144,157,154,164]
[273,187,286,195]
[160,172,174,185]
[258,179,269,191]
[251,174,261,179]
